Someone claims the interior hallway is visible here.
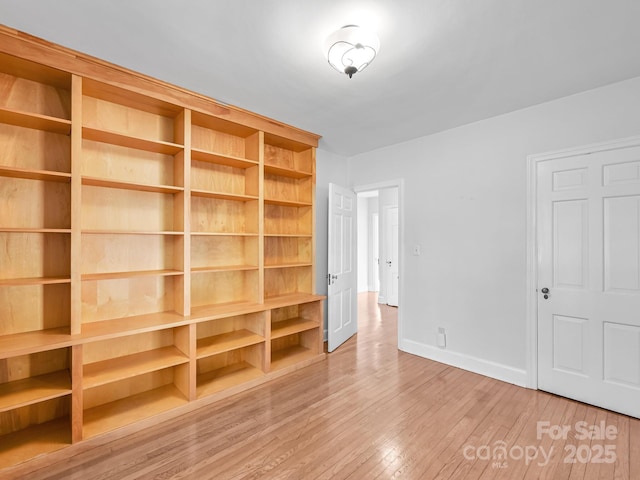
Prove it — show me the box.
[6,293,639,479]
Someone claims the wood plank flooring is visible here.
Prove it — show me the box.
[4,293,639,479]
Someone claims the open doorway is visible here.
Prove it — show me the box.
[356,186,400,308]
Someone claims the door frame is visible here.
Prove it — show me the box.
[525,134,640,390]
[354,179,405,350]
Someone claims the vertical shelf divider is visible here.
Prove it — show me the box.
[175,109,191,317]
[71,344,83,443]
[310,148,317,295]
[70,75,83,336]
[256,131,265,304]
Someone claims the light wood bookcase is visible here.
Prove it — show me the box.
[0,28,324,470]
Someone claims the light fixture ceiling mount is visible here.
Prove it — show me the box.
[324,25,380,79]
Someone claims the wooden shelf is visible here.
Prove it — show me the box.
[82,176,184,194]
[264,164,312,179]
[191,189,258,202]
[83,384,188,439]
[191,265,258,274]
[264,198,312,207]
[196,362,263,398]
[83,347,189,389]
[190,232,258,237]
[79,311,188,341]
[191,148,258,169]
[0,106,71,135]
[264,262,313,269]
[0,166,71,183]
[263,293,325,308]
[264,233,312,238]
[81,269,183,281]
[0,328,71,360]
[0,228,71,233]
[190,301,263,322]
[197,330,264,359]
[270,346,317,371]
[82,230,183,236]
[0,276,71,287]
[271,318,319,340]
[83,126,183,155]
[0,417,70,469]
[0,371,71,412]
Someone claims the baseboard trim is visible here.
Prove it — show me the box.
[400,339,528,388]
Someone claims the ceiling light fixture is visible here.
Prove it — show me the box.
[324,25,380,79]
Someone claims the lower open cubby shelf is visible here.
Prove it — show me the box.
[0,294,325,472]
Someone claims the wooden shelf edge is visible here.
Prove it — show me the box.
[0,276,71,286]
[82,230,184,236]
[190,232,258,237]
[0,106,71,135]
[0,371,71,413]
[83,126,183,155]
[264,198,313,207]
[190,301,264,322]
[191,148,258,169]
[0,328,72,360]
[196,330,265,358]
[0,166,71,182]
[263,293,326,308]
[264,164,312,179]
[82,176,184,194]
[271,318,319,340]
[264,263,313,269]
[81,269,183,281]
[190,189,258,202]
[191,265,258,274]
[79,311,189,342]
[264,233,312,238]
[83,346,189,390]
[0,228,71,233]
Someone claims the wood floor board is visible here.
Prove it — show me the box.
[2,292,637,480]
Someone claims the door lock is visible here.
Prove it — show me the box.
[327,274,338,285]
[541,287,549,299]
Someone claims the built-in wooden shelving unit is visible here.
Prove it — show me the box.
[0,28,323,471]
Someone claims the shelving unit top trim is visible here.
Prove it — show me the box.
[0,25,320,147]
[0,51,70,89]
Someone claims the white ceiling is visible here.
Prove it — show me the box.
[2,0,640,156]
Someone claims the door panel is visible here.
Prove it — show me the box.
[328,183,357,352]
[537,144,640,418]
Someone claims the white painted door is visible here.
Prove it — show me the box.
[372,213,380,292]
[328,183,357,352]
[537,145,640,418]
[385,206,399,307]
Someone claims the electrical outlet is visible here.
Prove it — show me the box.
[412,244,421,256]
[437,327,446,348]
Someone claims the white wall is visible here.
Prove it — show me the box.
[347,75,640,386]
[315,148,349,336]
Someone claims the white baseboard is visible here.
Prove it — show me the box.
[400,339,528,388]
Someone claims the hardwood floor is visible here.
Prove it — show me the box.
[5,292,639,479]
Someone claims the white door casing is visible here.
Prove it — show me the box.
[535,141,640,418]
[386,206,399,307]
[328,183,357,352]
